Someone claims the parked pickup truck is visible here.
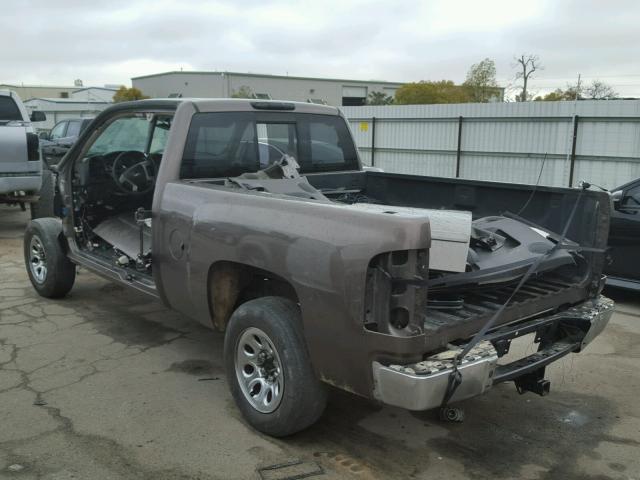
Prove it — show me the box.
[24,98,614,437]
[0,89,50,217]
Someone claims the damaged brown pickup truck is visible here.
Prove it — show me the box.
[24,99,614,436]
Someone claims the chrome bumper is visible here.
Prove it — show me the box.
[0,174,42,195]
[372,295,614,411]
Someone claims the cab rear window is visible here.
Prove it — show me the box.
[180,112,359,179]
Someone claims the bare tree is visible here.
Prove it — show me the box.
[513,54,542,102]
[583,80,618,100]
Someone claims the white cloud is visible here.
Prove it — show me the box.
[1,0,639,97]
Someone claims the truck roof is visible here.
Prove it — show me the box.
[110,98,341,116]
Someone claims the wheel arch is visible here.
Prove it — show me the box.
[207,260,300,332]
[27,217,71,255]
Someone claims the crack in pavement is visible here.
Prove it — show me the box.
[2,209,640,480]
[0,257,216,479]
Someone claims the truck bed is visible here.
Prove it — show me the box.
[310,169,610,345]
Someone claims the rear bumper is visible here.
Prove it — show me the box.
[372,295,614,411]
[0,173,42,196]
[606,276,640,292]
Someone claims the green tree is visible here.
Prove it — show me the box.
[113,86,149,103]
[394,80,472,105]
[463,58,499,102]
[367,91,393,105]
[534,88,576,101]
[230,85,254,98]
[563,84,582,100]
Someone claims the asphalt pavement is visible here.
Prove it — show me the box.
[1,205,639,480]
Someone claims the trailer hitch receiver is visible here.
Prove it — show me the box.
[514,369,550,396]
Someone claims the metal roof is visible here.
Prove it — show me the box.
[131,70,405,86]
[72,87,119,93]
[24,97,111,104]
[0,83,77,89]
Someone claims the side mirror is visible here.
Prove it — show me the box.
[610,190,623,209]
[38,131,50,141]
[30,111,46,122]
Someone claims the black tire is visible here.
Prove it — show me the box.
[30,168,55,219]
[24,218,76,298]
[224,296,327,437]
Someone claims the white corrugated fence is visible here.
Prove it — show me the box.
[342,100,640,189]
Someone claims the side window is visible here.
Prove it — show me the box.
[65,121,81,137]
[86,116,150,156]
[622,184,640,209]
[50,122,67,140]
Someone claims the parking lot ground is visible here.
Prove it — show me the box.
[1,204,639,480]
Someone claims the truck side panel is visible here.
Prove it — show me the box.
[155,180,435,396]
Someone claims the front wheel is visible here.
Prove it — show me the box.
[24,218,75,298]
[224,296,327,437]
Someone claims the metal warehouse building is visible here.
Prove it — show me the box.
[131,71,404,106]
[23,87,118,131]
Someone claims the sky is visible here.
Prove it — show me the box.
[2,0,640,98]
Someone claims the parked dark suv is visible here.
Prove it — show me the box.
[606,177,640,290]
[40,118,93,165]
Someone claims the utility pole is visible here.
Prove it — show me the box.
[573,73,582,104]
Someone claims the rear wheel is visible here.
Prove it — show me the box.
[24,218,75,298]
[224,296,327,437]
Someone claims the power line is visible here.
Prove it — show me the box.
[527,83,640,88]
[497,73,640,81]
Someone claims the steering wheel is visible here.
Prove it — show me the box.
[111,151,156,195]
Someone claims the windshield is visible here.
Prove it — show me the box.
[0,96,22,122]
[85,114,172,158]
[180,112,359,179]
[86,116,150,156]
